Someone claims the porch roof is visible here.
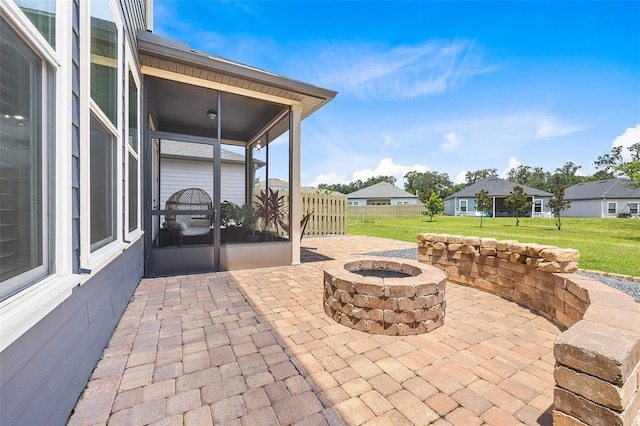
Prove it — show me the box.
[137,31,337,145]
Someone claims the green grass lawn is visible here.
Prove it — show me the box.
[347,215,640,276]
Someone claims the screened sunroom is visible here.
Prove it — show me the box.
[138,32,337,276]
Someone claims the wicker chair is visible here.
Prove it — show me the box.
[165,188,212,243]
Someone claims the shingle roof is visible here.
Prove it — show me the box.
[444,178,552,200]
[160,140,263,165]
[564,178,640,200]
[347,182,419,199]
[254,178,345,195]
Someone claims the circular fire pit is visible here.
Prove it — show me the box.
[323,258,447,335]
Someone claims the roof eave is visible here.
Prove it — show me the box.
[137,31,338,105]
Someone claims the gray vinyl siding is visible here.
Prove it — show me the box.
[565,199,608,217]
[444,199,455,216]
[120,0,149,41]
[0,240,143,425]
[160,158,246,207]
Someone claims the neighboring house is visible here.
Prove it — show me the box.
[0,1,336,424]
[255,177,343,195]
[563,178,640,218]
[346,182,421,206]
[160,140,264,206]
[444,177,552,217]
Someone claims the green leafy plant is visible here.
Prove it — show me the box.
[548,186,571,230]
[220,200,240,227]
[475,189,493,228]
[238,203,259,233]
[504,185,532,226]
[422,192,443,222]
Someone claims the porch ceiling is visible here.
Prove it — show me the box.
[137,31,337,144]
[146,76,286,142]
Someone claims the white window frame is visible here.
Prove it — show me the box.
[0,0,88,352]
[534,199,543,213]
[125,48,142,238]
[0,10,53,300]
[607,202,617,215]
[629,202,638,214]
[80,0,126,271]
[460,199,468,212]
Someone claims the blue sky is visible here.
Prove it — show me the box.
[154,1,640,187]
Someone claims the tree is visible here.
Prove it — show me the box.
[422,192,444,222]
[594,143,640,177]
[548,162,587,190]
[589,170,616,181]
[318,175,396,194]
[474,189,493,228]
[611,142,640,187]
[363,175,396,187]
[548,186,571,230]
[465,168,498,185]
[616,161,640,188]
[442,183,466,199]
[504,186,531,226]
[404,171,453,199]
[594,146,624,175]
[507,165,549,190]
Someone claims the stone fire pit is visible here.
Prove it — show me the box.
[323,258,447,335]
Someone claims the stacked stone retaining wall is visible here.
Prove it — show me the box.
[417,233,640,426]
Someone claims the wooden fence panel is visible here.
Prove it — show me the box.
[347,204,426,218]
[302,192,347,235]
[275,191,347,235]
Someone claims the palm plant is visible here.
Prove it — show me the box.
[254,188,288,236]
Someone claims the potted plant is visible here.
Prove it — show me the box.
[238,203,260,242]
[254,188,288,241]
[220,200,243,243]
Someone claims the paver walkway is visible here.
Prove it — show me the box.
[68,235,559,425]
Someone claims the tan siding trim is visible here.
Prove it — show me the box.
[141,66,301,106]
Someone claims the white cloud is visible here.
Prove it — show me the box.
[501,156,521,178]
[611,124,640,161]
[442,132,461,151]
[305,172,349,187]
[455,170,467,184]
[382,134,398,152]
[307,39,496,101]
[536,117,586,139]
[351,158,430,187]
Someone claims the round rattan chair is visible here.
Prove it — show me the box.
[165,188,212,222]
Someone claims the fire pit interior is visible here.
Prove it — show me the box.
[323,258,447,335]
[352,269,411,279]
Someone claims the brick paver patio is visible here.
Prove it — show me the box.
[68,235,559,425]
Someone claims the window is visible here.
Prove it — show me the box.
[0,17,51,300]
[348,201,358,206]
[90,115,117,252]
[396,201,409,205]
[534,199,542,213]
[460,200,468,212]
[88,1,119,253]
[128,153,138,232]
[608,202,617,214]
[128,71,138,152]
[90,1,117,126]
[16,0,56,48]
[629,203,638,214]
